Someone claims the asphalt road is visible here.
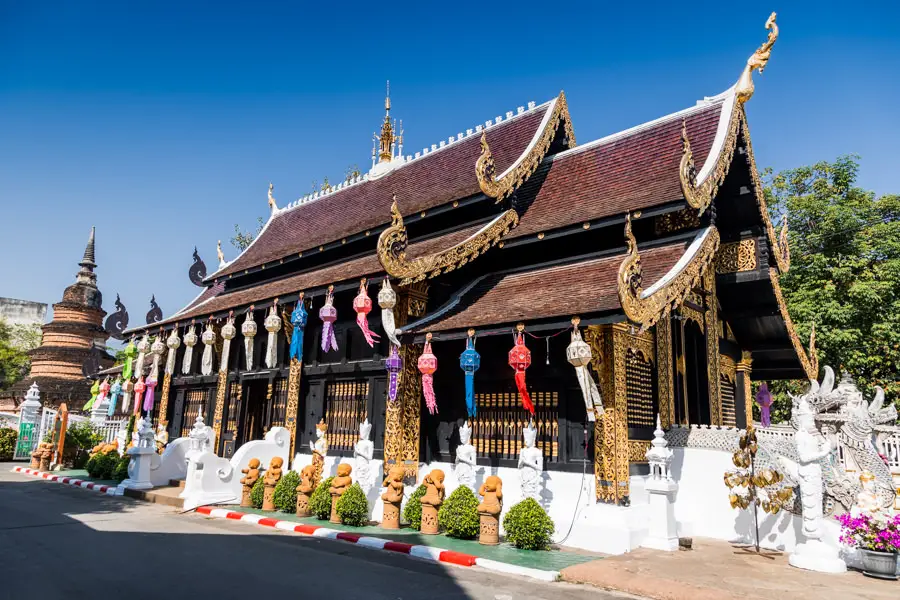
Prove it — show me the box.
[0,465,626,600]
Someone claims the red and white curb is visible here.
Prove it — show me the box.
[11,466,123,496]
[195,506,559,582]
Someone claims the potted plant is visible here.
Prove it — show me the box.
[837,512,900,579]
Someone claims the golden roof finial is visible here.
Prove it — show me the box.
[736,12,779,104]
[377,80,395,163]
[267,182,277,212]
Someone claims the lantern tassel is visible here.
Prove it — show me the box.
[201,341,214,375]
[515,371,534,415]
[464,371,476,417]
[356,311,380,347]
[385,345,402,402]
[265,329,277,367]
[122,380,133,414]
[382,307,400,346]
[165,345,177,375]
[574,366,602,422]
[84,380,99,411]
[321,322,338,352]
[122,337,136,380]
[133,377,146,417]
[220,338,232,373]
[319,287,339,353]
[388,369,399,402]
[144,378,156,413]
[107,380,121,418]
[289,297,307,361]
[244,337,254,370]
[423,373,437,415]
[378,279,401,347]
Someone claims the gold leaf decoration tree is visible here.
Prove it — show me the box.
[723,423,793,552]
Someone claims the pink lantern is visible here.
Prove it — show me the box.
[353,278,380,347]
[418,333,438,415]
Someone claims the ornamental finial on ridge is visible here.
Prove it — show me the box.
[735,12,779,104]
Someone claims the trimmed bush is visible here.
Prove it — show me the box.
[85,453,99,477]
[438,485,479,539]
[274,470,301,512]
[336,483,369,527]
[250,474,266,509]
[0,428,17,461]
[402,484,427,530]
[309,477,335,520]
[92,452,119,480]
[502,498,555,550]
[113,454,130,482]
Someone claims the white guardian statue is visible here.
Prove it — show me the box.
[518,421,543,501]
[455,421,477,491]
[354,419,374,492]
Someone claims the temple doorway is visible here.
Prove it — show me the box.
[241,379,270,445]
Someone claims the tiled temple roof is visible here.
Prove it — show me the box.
[404,239,692,334]
[211,100,553,279]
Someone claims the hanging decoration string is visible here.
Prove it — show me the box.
[133,376,146,416]
[289,293,308,362]
[242,307,258,371]
[122,335,137,381]
[107,377,122,417]
[122,378,134,415]
[385,345,402,402]
[353,278,380,348]
[84,379,100,411]
[144,376,157,414]
[165,327,181,376]
[566,317,603,422]
[378,278,401,347]
[220,312,236,372]
[508,324,535,415]
[149,330,165,381]
[459,329,481,418]
[418,332,439,415]
[200,317,216,376]
[319,285,339,353]
[264,299,282,369]
[182,323,198,375]
[134,333,150,380]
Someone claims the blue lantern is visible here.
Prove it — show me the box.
[289,292,308,361]
[459,330,481,417]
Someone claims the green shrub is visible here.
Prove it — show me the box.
[309,477,335,520]
[402,484,427,530]
[250,474,266,509]
[438,485,480,539]
[502,498,555,550]
[0,428,17,461]
[67,421,102,451]
[85,453,99,477]
[336,483,369,526]
[274,470,301,512]
[113,454,130,482]
[91,452,119,481]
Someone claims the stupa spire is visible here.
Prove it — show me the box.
[76,226,97,285]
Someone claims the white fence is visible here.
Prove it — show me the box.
[878,431,900,471]
[10,407,126,461]
[0,411,17,430]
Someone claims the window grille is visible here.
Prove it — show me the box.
[180,388,206,437]
[225,382,241,434]
[270,378,288,427]
[471,390,558,461]
[720,375,737,427]
[626,349,655,428]
[324,380,369,453]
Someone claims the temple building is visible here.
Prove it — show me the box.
[4,228,114,407]
[126,14,813,504]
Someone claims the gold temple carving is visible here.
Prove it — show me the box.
[735,13,779,105]
[377,196,518,285]
[768,267,816,379]
[476,91,576,201]
[715,239,757,273]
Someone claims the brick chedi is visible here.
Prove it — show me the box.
[9,227,113,407]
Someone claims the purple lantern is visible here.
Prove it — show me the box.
[385,345,402,402]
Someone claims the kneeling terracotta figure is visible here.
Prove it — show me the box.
[329,463,353,523]
[240,458,261,507]
[262,457,283,511]
[380,465,405,529]
[477,475,503,545]
[296,464,316,517]
[419,469,445,535]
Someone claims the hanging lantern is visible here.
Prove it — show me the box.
[122,336,137,380]
[566,317,603,422]
[165,327,181,376]
[201,318,216,376]
[98,377,111,405]
[418,333,438,415]
[242,307,258,370]
[459,329,480,418]
[289,293,308,362]
[319,285,338,353]
[508,325,534,415]
[122,378,134,414]
[133,376,146,416]
[377,278,401,347]
[353,279,380,347]
[135,333,151,378]
[264,300,282,369]
[107,378,122,417]
[182,323,198,375]
[144,377,157,414]
[84,379,100,411]
[384,345,402,402]
[220,312,236,372]
[149,331,166,380]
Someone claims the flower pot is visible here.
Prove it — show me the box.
[860,549,898,580]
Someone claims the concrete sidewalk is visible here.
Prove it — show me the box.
[561,538,897,600]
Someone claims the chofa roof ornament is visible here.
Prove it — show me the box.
[735,12,779,105]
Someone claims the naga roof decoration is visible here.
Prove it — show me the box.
[618,213,720,331]
[377,196,518,285]
[735,13,779,105]
[768,267,817,379]
[476,91,576,201]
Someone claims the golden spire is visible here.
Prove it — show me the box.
[377,80,395,163]
[735,12,779,104]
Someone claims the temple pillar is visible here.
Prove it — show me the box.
[703,269,722,425]
[654,316,675,429]
[285,358,302,462]
[157,372,172,429]
[212,370,228,453]
[736,351,753,428]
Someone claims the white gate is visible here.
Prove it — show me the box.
[95,419,126,444]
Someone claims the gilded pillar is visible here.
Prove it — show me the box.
[212,370,228,450]
[654,316,675,428]
[285,358,303,460]
[737,351,753,426]
[703,269,722,425]
[157,372,172,429]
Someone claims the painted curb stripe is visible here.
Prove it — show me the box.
[383,541,413,554]
[11,467,121,498]
[439,550,478,567]
[257,517,279,527]
[336,532,361,543]
[294,524,319,535]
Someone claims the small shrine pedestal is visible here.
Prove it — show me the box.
[382,501,401,529]
[262,482,277,511]
[642,415,679,552]
[120,445,155,491]
[421,505,439,535]
[479,512,500,545]
[296,491,311,517]
[240,484,253,508]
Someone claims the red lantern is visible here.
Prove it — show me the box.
[508,327,534,414]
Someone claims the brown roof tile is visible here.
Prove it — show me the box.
[214,102,552,278]
[409,241,690,333]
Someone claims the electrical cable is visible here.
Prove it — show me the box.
[553,425,589,546]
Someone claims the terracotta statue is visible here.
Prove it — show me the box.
[381,465,405,529]
[262,457,283,511]
[477,475,503,545]
[296,464,316,517]
[240,458,261,507]
[30,444,42,469]
[455,421,476,491]
[852,470,881,516]
[420,469,445,535]
[353,419,374,492]
[329,463,353,523]
[310,419,328,486]
[518,421,543,500]
[38,442,54,472]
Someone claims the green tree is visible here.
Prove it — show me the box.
[0,318,34,391]
[230,216,265,252]
[762,155,900,420]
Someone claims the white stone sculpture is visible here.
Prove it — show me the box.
[354,419,374,492]
[155,422,169,449]
[778,396,846,573]
[120,418,158,491]
[186,414,214,462]
[852,470,881,516]
[642,414,678,551]
[518,421,543,500]
[136,418,155,449]
[455,421,476,491]
[147,437,189,487]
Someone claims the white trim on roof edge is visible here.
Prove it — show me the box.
[640,226,714,298]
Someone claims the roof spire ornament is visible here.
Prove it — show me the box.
[735,12,779,104]
[268,183,278,213]
[369,81,402,178]
[76,226,98,285]
[217,240,226,267]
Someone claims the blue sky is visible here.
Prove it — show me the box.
[1,2,897,334]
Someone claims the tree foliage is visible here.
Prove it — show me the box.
[762,155,900,420]
[0,318,37,391]
[230,216,265,252]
